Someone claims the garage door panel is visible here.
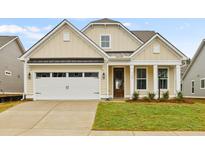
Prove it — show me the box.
[35,72,99,100]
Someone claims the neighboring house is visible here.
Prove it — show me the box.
[182,39,205,98]
[20,19,187,100]
[0,36,25,94]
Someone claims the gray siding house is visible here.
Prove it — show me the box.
[0,36,25,94]
[182,39,205,98]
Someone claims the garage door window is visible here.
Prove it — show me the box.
[69,72,82,77]
[84,72,98,78]
[52,72,66,77]
[36,73,50,78]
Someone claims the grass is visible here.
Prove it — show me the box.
[0,101,23,113]
[93,100,205,131]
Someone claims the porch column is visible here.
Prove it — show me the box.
[175,65,181,94]
[106,63,109,99]
[153,65,158,98]
[130,64,134,99]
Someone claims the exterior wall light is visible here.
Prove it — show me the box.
[28,72,31,80]
[102,72,105,80]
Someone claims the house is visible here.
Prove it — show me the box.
[182,39,205,98]
[19,18,187,100]
[0,36,25,95]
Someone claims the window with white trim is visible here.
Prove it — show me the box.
[158,68,168,89]
[200,79,205,89]
[192,80,195,94]
[136,68,147,90]
[100,35,110,48]
[5,70,12,76]
[63,32,70,42]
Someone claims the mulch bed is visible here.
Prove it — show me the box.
[0,95,23,103]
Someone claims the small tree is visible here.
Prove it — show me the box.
[148,92,155,100]
[176,91,183,100]
[133,91,139,100]
[162,91,169,100]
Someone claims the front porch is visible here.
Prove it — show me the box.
[107,62,181,99]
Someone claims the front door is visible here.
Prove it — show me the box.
[113,68,124,98]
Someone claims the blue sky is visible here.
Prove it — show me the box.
[0,18,205,58]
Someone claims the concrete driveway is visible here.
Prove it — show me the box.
[0,101,98,136]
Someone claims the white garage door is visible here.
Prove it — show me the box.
[34,72,100,100]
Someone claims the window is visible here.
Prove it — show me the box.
[63,32,70,41]
[52,72,66,77]
[5,70,12,76]
[100,35,110,48]
[158,68,168,89]
[68,72,82,77]
[84,72,98,78]
[136,68,147,90]
[153,44,160,53]
[192,80,195,94]
[200,79,205,89]
[36,73,50,78]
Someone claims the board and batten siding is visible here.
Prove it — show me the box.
[30,24,103,58]
[83,25,141,51]
[132,38,181,61]
[182,45,205,97]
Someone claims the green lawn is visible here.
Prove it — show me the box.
[93,101,205,131]
[0,101,23,113]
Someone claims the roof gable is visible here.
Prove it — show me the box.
[20,19,109,61]
[130,33,187,60]
[182,39,205,79]
[82,18,144,45]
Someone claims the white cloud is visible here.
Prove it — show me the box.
[177,23,191,30]
[0,25,25,33]
[0,24,53,40]
[122,22,132,27]
[43,25,53,31]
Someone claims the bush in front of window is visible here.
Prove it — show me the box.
[176,91,183,100]
[162,91,169,100]
[132,91,139,100]
[148,92,156,100]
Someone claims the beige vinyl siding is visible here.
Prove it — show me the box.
[84,25,141,51]
[132,38,181,60]
[30,25,103,58]
[26,65,108,98]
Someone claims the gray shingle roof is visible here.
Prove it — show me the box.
[0,36,16,48]
[131,31,156,43]
[91,18,120,24]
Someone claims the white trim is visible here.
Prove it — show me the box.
[82,22,144,44]
[175,65,181,93]
[184,96,205,99]
[24,60,28,97]
[100,34,111,49]
[112,66,126,98]
[129,34,187,60]
[0,92,23,95]
[108,60,181,66]
[20,20,109,61]
[135,66,148,91]
[106,63,109,99]
[200,78,205,89]
[153,65,158,98]
[191,80,195,94]
[130,64,134,99]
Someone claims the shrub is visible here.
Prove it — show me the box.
[143,96,150,102]
[176,91,183,100]
[148,92,155,100]
[162,91,169,100]
[132,91,139,100]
